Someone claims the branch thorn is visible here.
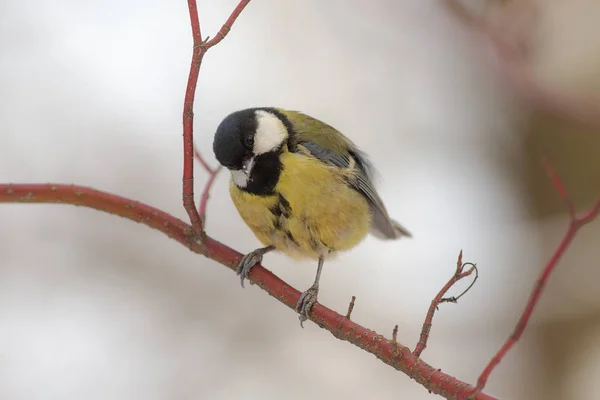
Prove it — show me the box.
[345,295,356,320]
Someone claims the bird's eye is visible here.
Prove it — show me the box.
[244,135,254,149]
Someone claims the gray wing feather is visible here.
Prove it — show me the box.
[299,142,411,240]
[300,141,349,168]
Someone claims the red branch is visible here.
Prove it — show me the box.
[182,0,250,238]
[0,183,496,400]
[413,251,478,358]
[469,165,600,396]
[444,0,600,131]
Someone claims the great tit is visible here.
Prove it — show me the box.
[213,107,411,325]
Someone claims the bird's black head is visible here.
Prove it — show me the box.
[213,108,290,195]
[212,108,258,171]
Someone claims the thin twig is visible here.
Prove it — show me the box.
[194,144,216,175]
[192,144,222,226]
[204,0,251,49]
[182,0,250,239]
[413,251,478,357]
[440,263,478,304]
[345,296,356,320]
[469,163,600,396]
[199,165,222,227]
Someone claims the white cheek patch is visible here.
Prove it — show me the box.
[231,170,249,188]
[253,110,287,155]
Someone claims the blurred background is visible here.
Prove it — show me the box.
[1,0,599,398]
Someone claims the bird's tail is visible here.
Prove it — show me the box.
[370,210,412,240]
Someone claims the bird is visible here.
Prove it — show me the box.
[212,107,411,326]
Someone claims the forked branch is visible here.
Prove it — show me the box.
[469,162,600,396]
[182,0,250,238]
[413,251,478,358]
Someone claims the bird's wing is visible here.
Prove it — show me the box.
[279,110,411,240]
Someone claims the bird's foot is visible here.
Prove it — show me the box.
[237,246,273,288]
[296,283,319,327]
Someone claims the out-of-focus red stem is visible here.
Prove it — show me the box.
[542,157,576,219]
[193,145,222,227]
[182,0,250,239]
[444,0,600,392]
[470,166,600,396]
[413,251,477,357]
[0,183,496,400]
[194,145,215,175]
[199,165,222,225]
[444,0,600,131]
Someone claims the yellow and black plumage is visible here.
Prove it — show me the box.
[213,107,411,325]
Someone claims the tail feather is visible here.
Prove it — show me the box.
[370,208,412,240]
[390,219,412,238]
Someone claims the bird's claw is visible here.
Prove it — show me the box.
[296,284,319,327]
[236,251,264,288]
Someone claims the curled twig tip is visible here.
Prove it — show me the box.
[413,254,479,357]
[472,157,600,394]
[443,263,479,303]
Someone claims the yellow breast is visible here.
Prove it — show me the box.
[229,152,371,260]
